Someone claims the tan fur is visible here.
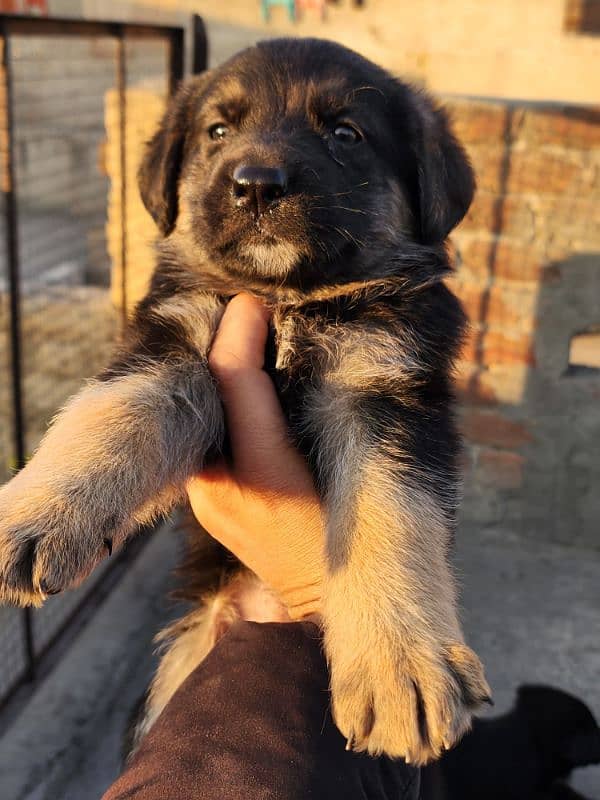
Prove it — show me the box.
[323,461,488,764]
[0,376,163,604]
[134,572,288,749]
[151,292,224,353]
[240,241,303,276]
[0,359,223,605]
[291,326,490,764]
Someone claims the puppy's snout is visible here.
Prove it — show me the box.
[232,165,287,218]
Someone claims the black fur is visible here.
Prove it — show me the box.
[128,36,472,479]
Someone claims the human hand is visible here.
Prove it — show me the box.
[187,294,325,621]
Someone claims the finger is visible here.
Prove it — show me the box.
[186,467,242,534]
[209,293,271,371]
[209,294,305,482]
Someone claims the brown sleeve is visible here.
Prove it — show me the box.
[103,621,420,800]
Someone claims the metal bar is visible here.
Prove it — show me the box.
[168,26,185,95]
[1,15,184,40]
[1,23,36,683]
[0,11,192,708]
[191,14,208,75]
[116,29,127,327]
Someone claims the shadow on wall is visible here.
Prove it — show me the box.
[447,100,600,550]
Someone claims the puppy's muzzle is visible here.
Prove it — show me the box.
[232,164,288,219]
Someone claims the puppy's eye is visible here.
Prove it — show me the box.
[332,123,362,145]
[208,123,228,141]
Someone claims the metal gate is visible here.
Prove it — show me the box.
[0,13,196,710]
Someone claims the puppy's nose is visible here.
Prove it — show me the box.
[232,165,287,218]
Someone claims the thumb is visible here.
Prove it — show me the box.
[209,294,306,485]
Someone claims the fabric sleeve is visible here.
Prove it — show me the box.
[103,620,420,800]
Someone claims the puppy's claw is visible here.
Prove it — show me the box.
[103,537,113,557]
[39,578,61,596]
[482,695,494,707]
[345,733,354,752]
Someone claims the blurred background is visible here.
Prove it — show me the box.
[0,1,598,798]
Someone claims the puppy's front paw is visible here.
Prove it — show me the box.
[327,624,490,765]
[0,469,119,606]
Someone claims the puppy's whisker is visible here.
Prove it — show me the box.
[312,205,368,215]
[332,226,366,248]
[312,183,370,202]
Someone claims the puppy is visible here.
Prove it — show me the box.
[0,38,490,763]
[421,684,600,799]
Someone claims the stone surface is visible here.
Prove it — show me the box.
[2,526,598,799]
[457,530,600,798]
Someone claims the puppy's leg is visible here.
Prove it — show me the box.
[310,384,489,764]
[0,292,224,606]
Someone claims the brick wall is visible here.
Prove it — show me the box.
[105,88,166,311]
[108,95,600,550]
[446,99,600,548]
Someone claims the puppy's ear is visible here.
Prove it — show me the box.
[138,72,212,236]
[411,92,475,244]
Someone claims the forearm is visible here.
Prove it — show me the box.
[104,621,420,800]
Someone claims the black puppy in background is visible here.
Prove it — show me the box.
[421,685,600,800]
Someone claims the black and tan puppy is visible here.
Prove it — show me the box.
[421,685,600,799]
[0,38,490,763]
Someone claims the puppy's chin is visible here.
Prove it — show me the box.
[237,240,302,278]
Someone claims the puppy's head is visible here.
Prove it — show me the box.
[139,38,474,290]
[517,685,600,777]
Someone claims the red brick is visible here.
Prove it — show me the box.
[454,368,499,406]
[457,192,534,238]
[446,100,511,145]
[468,147,510,194]
[450,281,537,329]
[445,277,478,317]
[477,448,525,490]
[469,146,582,195]
[507,150,584,194]
[535,195,600,252]
[461,410,533,448]
[516,106,600,149]
[461,329,536,366]
[460,239,547,283]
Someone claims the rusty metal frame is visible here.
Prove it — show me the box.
[0,11,189,709]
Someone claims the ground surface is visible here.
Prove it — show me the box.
[0,524,597,799]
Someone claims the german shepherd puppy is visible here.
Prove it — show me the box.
[0,38,490,764]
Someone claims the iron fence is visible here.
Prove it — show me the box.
[0,13,202,709]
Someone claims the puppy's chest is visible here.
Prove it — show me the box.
[266,306,418,416]
[266,311,323,397]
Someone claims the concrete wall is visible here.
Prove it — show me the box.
[446,99,600,548]
[41,0,600,105]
